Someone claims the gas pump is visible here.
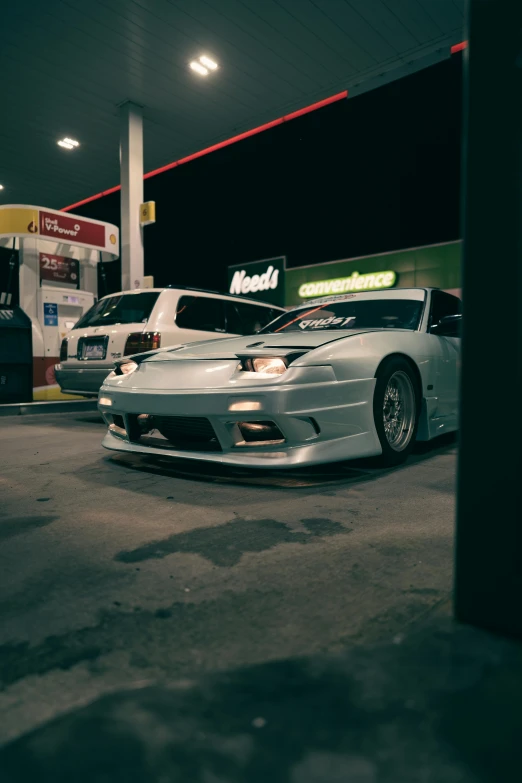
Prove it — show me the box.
[0,205,119,401]
[35,287,96,395]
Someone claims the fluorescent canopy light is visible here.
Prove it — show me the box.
[190,61,209,76]
[199,55,218,70]
[58,137,79,149]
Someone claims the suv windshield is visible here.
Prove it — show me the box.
[74,292,161,328]
[259,296,424,333]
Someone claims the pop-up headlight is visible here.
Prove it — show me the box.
[248,357,288,376]
[108,360,138,379]
[252,357,287,375]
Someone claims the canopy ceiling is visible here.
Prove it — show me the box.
[0,0,465,210]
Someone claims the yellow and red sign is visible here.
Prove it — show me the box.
[0,204,119,257]
[0,207,39,236]
[140,201,156,226]
[40,210,106,247]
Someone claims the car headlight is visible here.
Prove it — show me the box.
[250,357,287,376]
[108,360,138,379]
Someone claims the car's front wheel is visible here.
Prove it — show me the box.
[373,357,420,466]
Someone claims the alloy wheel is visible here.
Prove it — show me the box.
[382,370,416,452]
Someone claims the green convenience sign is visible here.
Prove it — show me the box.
[298,270,396,298]
[286,241,462,307]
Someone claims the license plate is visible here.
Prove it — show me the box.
[83,342,105,359]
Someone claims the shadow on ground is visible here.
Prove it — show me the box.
[94,432,458,491]
[0,515,59,543]
[1,611,520,783]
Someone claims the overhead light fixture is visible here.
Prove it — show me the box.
[199,55,218,71]
[0,184,4,191]
[190,61,209,76]
[189,55,219,76]
[58,137,80,150]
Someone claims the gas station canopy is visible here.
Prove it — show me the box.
[0,205,119,260]
[0,0,465,210]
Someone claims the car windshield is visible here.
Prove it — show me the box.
[74,292,161,328]
[259,297,424,333]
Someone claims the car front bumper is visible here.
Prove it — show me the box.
[98,375,382,468]
[55,364,114,398]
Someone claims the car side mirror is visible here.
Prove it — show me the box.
[431,314,462,337]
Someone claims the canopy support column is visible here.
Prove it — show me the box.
[120,101,144,290]
[455,0,522,638]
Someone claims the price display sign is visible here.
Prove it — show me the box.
[39,253,79,288]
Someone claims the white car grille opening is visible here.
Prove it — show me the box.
[109,415,127,438]
[235,420,285,447]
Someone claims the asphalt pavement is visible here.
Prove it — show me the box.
[0,412,458,742]
[7,411,509,781]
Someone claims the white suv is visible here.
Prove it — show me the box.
[55,287,284,397]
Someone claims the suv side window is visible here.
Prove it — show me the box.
[175,296,225,332]
[429,290,462,331]
[225,301,280,335]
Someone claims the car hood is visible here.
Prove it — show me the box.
[104,327,417,392]
[144,329,388,362]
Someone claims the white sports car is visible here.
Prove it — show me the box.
[98,288,461,468]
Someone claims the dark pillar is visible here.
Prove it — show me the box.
[455,0,522,637]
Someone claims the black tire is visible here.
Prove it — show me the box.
[373,356,420,467]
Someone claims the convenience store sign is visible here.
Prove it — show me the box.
[298,270,396,298]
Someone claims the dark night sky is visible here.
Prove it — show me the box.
[75,53,463,296]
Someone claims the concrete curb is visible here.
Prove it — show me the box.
[0,400,98,417]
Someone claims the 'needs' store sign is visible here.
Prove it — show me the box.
[228,257,285,307]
